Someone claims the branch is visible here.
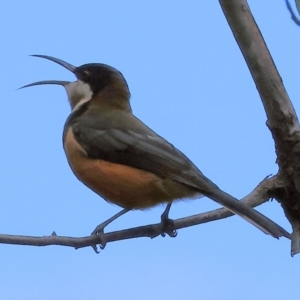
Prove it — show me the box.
[0,176,290,252]
[285,0,300,26]
[219,0,300,255]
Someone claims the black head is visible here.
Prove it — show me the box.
[74,63,129,96]
[20,55,130,110]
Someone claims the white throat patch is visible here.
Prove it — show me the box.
[65,80,93,111]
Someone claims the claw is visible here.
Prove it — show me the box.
[161,217,177,238]
[91,244,100,254]
[91,225,107,249]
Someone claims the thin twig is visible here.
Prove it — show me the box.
[285,0,300,26]
[0,176,290,252]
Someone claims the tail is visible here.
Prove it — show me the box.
[205,187,290,239]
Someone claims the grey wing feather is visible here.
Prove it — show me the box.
[75,125,215,192]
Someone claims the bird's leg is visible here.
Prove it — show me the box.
[91,208,130,250]
[160,202,177,237]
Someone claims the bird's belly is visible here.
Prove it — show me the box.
[63,127,199,209]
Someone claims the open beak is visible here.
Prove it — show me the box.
[19,55,76,89]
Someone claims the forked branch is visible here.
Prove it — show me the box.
[219,0,300,255]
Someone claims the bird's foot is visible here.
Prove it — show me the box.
[90,208,130,252]
[91,224,107,251]
[160,217,177,238]
[160,203,177,238]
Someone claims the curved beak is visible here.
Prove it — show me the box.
[19,55,76,89]
[19,80,70,89]
[30,55,76,72]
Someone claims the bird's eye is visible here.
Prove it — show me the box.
[83,70,90,76]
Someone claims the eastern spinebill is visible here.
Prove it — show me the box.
[21,55,290,246]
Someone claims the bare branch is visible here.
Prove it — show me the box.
[285,0,300,26]
[0,176,290,252]
[219,0,298,134]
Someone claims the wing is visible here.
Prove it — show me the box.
[71,116,217,193]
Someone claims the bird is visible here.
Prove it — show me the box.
[21,55,290,247]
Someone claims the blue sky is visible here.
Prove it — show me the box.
[1,1,299,299]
